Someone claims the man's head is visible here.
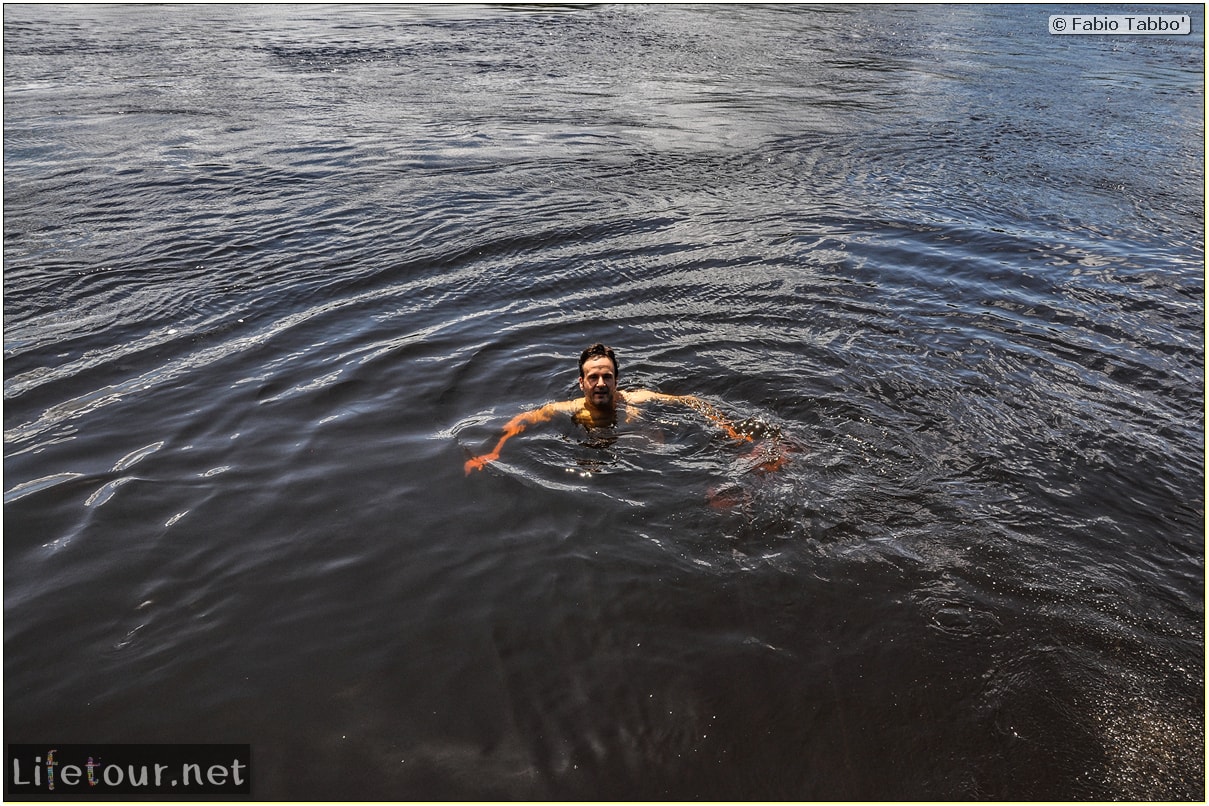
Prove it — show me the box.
[578,343,618,411]
[579,343,618,379]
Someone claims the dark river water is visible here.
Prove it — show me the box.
[4,3,1204,800]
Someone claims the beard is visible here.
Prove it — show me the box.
[589,386,613,408]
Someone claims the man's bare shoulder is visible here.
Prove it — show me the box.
[525,399,592,424]
[544,399,583,414]
[506,399,580,426]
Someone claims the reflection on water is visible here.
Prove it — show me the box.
[4,3,1204,800]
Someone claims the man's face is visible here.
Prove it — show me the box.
[579,355,617,410]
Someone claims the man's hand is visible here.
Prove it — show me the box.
[464,453,497,474]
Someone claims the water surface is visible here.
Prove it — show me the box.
[4,4,1204,800]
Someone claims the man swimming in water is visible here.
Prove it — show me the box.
[464,343,752,473]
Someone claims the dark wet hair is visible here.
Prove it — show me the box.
[579,343,618,378]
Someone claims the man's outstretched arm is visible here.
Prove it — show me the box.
[683,395,754,442]
[464,402,573,474]
[624,390,753,442]
[644,392,793,475]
